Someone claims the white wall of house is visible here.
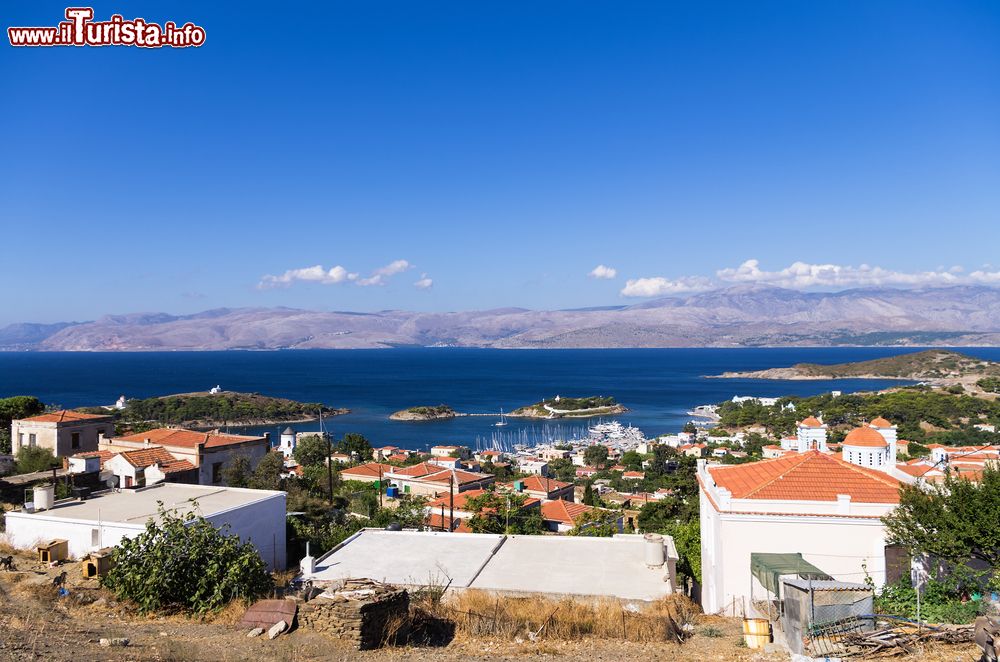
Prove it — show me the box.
[700,489,892,614]
[3,491,286,571]
[11,419,112,456]
[203,494,287,571]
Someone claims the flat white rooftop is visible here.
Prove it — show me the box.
[14,483,283,525]
[312,530,506,587]
[307,530,678,602]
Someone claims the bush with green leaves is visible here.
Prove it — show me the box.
[101,504,272,614]
[874,576,983,624]
[15,446,59,474]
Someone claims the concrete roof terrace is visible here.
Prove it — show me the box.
[306,529,679,602]
[15,483,284,525]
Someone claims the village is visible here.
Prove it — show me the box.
[0,384,996,661]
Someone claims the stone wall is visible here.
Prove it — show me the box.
[298,579,409,650]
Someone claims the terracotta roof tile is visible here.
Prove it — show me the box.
[843,426,888,448]
[540,500,594,525]
[341,462,393,478]
[20,410,111,423]
[117,446,177,469]
[707,451,901,504]
[116,428,263,449]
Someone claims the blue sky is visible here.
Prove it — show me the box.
[2,1,999,324]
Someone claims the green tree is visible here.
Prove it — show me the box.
[582,481,600,506]
[102,504,272,614]
[547,457,577,482]
[620,451,644,471]
[465,491,544,535]
[882,465,1000,588]
[15,446,59,474]
[568,508,621,537]
[336,433,373,460]
[221,455,251,488]
[293,434,330,467]
[249,452,285,490]
[584,444,609,468]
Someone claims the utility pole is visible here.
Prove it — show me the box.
[379,464,384,508]
[323,409,333,505]
[449,473,455,532]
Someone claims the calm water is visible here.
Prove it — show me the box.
[3,347,1000,451]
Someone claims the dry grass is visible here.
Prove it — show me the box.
[424,590,699,643]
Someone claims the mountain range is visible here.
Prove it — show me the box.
[6,285,1000,351]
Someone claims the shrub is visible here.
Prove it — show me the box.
[102,504,272,614]
[15,446,59,474]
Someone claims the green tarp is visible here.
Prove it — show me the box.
[750,553,833,596]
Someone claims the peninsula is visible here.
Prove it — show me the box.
[712,349,1000,390]
[508,396,627,419]
[389,405,458,421]
[81,391,348,428]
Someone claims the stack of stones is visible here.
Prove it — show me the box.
[298,579,410,650]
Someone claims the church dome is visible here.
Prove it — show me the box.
[843,426,888,448]
[869,417,892,428]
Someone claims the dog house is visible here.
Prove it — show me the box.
[81,547,115,579]
[38,539,69,564]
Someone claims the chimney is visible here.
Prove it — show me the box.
[143,438,151,447]
[836,494,851,515]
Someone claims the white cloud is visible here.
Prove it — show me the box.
[620,276,714,297]
[414,273,433,289]
[258,259,415,289]
[716,259,969,289]
[356,259,412,287]
[258,264,358,289]
[589,264,618,280]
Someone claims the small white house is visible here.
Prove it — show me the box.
[4,483,287,570]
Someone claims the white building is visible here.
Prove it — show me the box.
[698,450,902,614]
[11,410,115,457]
[780,416,829,453]
[278,427,297,458]
[842,417,897,469]
[4,482,286,570]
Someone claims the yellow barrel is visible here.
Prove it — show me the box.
[742,618,771,649]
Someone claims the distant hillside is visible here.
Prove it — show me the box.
[8,285,1000,350]
[714,349,1000,381]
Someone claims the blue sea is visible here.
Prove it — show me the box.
[2,347,1000,452]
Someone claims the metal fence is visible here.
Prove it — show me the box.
[780,579,874,656]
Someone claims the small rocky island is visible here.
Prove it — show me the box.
[508,396,627,419]
[389,404,458,421]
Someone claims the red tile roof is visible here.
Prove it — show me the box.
[509,475,571,494]
[116,428,264,449]
[426,489,539,511]
[20,410,111,423]
[540,500,594,525]
[843,426,888,448]
[707,451,901,504]
[340,462,393,479]
[117,446,177,469]
[160,459,196,474]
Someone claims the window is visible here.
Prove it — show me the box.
[71,432,81,449]
[212,462,223,483]
[17,433,23,448]
[91,528,100,547]
[28,433,36,447]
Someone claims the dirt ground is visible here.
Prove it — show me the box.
[0,551,980,661]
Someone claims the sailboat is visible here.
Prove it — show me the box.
[495,408,508,427]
